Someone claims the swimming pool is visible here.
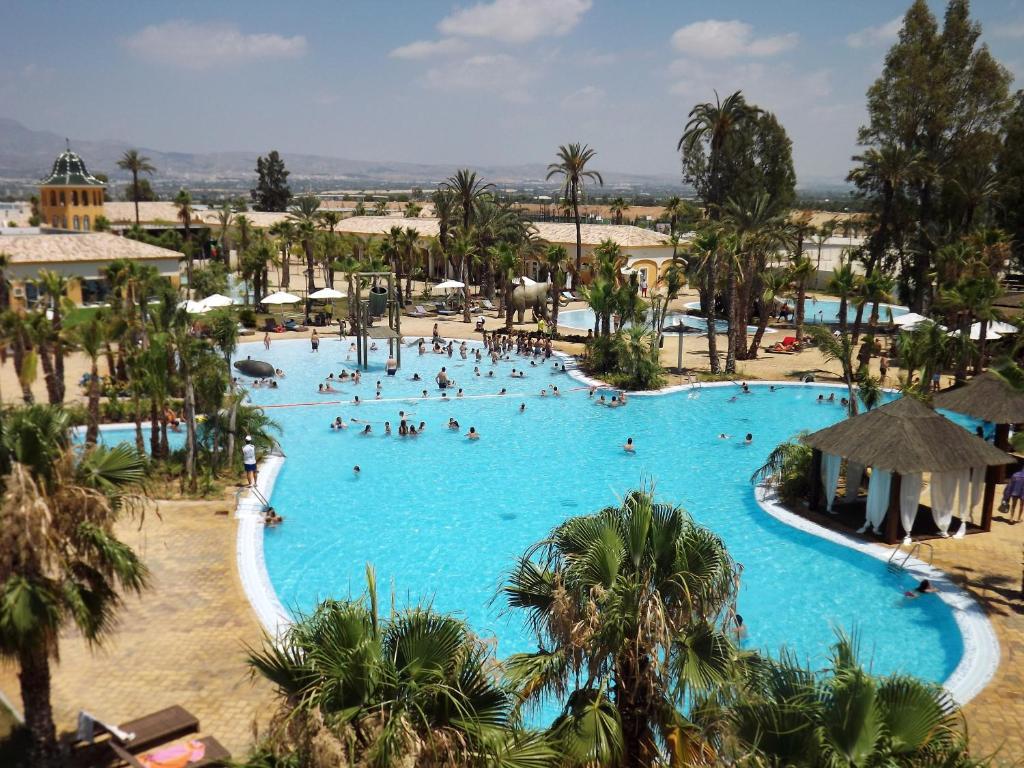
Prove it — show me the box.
[685,297,909,325]
[235,337,967,703]
[558,307,764,334]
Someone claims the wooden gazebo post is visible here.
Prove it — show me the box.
[994,423,1011,482]
[982,465,998,532]
[884,473,902,545]
[808,448,823,512]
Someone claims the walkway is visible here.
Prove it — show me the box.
[0,497,275,759]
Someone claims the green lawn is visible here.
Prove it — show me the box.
[63,305,101,328]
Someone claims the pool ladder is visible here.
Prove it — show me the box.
[887,541,934,573]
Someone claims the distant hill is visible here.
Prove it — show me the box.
[0,117,681,189]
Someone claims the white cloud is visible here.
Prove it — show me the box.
[668,57,831,108]
[845,17,902,48]
[561,85,605,111]
[438,0,592,44]
[122,20,306,70]
[389,38,467,60]
[424,53,539,103]
[670,20,797,60]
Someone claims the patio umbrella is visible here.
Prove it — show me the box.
[988,320,1018,335]
[434,279,465,291]
[893,312,929,327]
[178,300,210,315]
[308,287,347,299]
[662,321,701,373]
[201,293,234,308]
[517,276,537,286]
[260,291,302,305]
[949,322,1001,341]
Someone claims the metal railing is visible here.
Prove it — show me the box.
[887,540,934,571]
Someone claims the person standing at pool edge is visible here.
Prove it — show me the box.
[311,329,320,352]
[242,435,258,487]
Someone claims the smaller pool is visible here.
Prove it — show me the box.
[559,308,763,335]
[71,425,186,453]
[685,298,909,325]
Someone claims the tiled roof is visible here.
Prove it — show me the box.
[40,149,106,187]
[0,232,180,265]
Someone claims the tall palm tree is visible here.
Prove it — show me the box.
[748,268,789,358]
[448,228,478,323]
[0,405,148,768]
[0,310,37,403]
[503,487,740,767]
[373,199,388,216]
[117,149,156,228]
[443,170,493,316]
[678,90,757,220]
[214,201,236,263]
[247,568,552,768]
[208,310,239,470]
[174,189,194,297]
[789,251,816,341]
[544,244,569,332]
[72,313,107,445]
[403,201,422,218]
[288,195,322,317]
[546,144,603,276]
[807,326,859,416]
[494,242,520,332]
[268,220,296,290]
[689,227,724,373]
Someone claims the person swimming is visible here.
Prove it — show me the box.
[457,388,464,397]
[466,426,480,440]
[827,393,836,403]
[353,395,361,405]
[904,579,937,598]
[718,433,730,439]
[499,388,507,395]
[744,433,753,445]
[448,418,460,430]
[817,394,824,403]
[540,389,547,397]
[331,416,347,430]
[552,386,560,396]
[412,373,422,381]
[623,437,635,453]
[732,614,747,638]
[360,424,372,435]
[384,421,392,435]
[519,402,526,412]
[353,465,361,476]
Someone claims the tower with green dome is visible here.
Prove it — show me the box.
[39,142,106,231]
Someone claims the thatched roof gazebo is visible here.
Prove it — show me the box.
[933,371,1024,479]
[803,396,1012,544]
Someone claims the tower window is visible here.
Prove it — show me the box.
[72,190,78,205]
[59,191,65,205]
[83,215,90,231]
[73,216,80,230]
[49,190,56,206]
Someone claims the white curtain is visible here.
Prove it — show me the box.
[931,471,958,537]
[859,468,891,534]
[821,453,842,513]
[953,466,987,538]
[899,473,923,544]
[845,462,864,500]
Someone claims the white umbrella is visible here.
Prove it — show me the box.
[261,291,302,305]
[516,276,537,286]
[201,293,234,307]
[434,279,465,291]
[893,312,928,327]
[308,287,347,299]
[948,322,1001,341]
[178,300,209,315]
[989,320,1018,335]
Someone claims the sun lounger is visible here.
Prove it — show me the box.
[72,706,201,766]
[108,736,230,768]
[406,305,434,318]
[435,308,458,315]
[478,299,496,311]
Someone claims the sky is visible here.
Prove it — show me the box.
[1,0,1022,184]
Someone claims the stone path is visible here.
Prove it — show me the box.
[0,497,275,759]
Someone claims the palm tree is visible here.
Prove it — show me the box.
[403,201,422,218]
[117,149,156,228]
[268,220,296,290]
[0,310,37,403]
[373,199,388,216]
[448,228,478,323]
[247,567,552,768]
[72,313,107,445]
[751,433,812,503]
[0,405,148,768]
[353,200,367,217]
[208,310,239,470]
[689,227,724,373]
[544,244,569,332]
[546,144,603,276]
[174,189,194,297]
[288,195,322,317]
[807,326,859,415]
[678,90,757,220]
[789,251,816,341]
[503,487,740,767]
[493,242,520,332]
[214,201,236,263]
[609,196,629,225]
[719,632,971,766]
[748,268,789,358]
[443,170,493,316]
[317,210,341,288]
[827,254,858,337]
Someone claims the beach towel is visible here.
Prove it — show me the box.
[139,739,206,768]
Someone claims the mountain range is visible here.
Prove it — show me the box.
[0,117,680,190]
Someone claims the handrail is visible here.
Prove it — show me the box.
[887,540,935,571]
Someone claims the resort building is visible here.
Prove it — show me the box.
[38,146,106,232]
[0,230,181,309]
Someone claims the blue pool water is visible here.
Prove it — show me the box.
[559,307,763,334]
[239,338,961,701]
[72,425,186,452]
[685,298,909,325]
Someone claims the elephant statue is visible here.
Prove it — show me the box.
[511,281,552,323]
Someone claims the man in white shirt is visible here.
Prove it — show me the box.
[242,435,258,487]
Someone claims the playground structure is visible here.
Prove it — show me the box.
[351,271,402,371]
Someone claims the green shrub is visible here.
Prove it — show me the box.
[238,307,256,328]
[751,434,812,504]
